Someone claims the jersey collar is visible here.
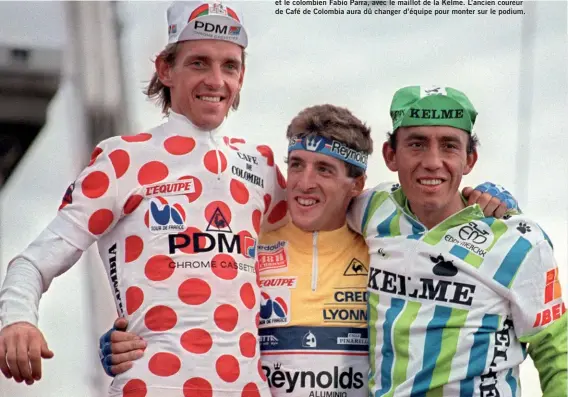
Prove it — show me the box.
[286,221,357,255]
[167,110,227,137]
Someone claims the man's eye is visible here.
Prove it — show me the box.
[410,142,422,148]
[318,166,331,174]
[191,61,204,67]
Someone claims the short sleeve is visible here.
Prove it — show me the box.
[47,140,123,250]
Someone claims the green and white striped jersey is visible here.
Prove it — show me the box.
[348,182,567,397]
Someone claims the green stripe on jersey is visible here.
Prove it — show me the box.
[429,308,469,390]
[368,293,380,393]
[363,192,390,238]
[390,211,402,236]
[385,301,422,397]
[486,219,508,251]
[423,206,485,246]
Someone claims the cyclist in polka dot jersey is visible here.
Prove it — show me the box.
[0,2,287,396]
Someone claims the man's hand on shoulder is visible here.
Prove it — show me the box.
[0,321,54,385]
[99,317,146,377]
[463,182,519,218]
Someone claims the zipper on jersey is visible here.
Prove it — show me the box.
[209,131,222,181]
[311,231,319,291]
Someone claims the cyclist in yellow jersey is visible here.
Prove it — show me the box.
[95,104,515,397]
[257,105,372,397]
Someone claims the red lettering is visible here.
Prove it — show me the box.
[541,309,552,326]
[552,303,561,321]
[533,312,541,327]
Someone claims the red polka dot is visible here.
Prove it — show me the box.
[263,194,272,215]
[231,137,246,145]
[239,333,256,358]
[256,145,274,167]
[124,195,143,215]
[138,161,169,185]
[268,201,287,224]
[179,278,211,305]
[144,210,149,228]
[109,149,130,179]
[89,147,103,166]
[212,253,238,280]
[122,379,147,397]
[252,210,261,235]
[148,352,181,377]
[126,286,144,315]
[276,166,286,188]
[164,136,196,155]
[183,378,212,397]
[125,235,144,263]
[82,171,110,199]
[178,175,203,203]
[216,355,240,383]
[205,201,232,225]
[242,383,260,397]
[258,360,266,381]
[122,133,152,142]
[180,329,213,354]
[214,304,238,332]
[255,312,260,327]
[203,150,227,174]
[229,179,249,205]
[144,255,175,281]
[144,305,177,331]
[88,209,114,235]
[240,283,256,309]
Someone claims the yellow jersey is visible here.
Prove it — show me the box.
[257,221,370,397]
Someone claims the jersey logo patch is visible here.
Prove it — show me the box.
[260,290,291,326]
[149,197,186,233]
[343,258,368,276]
[206,207,232,233]
[144,180,196,197]
[258,241,289,273]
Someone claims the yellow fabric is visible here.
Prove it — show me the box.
[258,220,370,328]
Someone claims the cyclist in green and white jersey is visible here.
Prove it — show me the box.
[348,85,567,397]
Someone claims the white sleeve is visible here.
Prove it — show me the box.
[0,229,83,328]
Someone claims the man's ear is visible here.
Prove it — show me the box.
[463,149,478,175]
[351,174,366,198]
[155,55,174,88]
[383,141,398,172]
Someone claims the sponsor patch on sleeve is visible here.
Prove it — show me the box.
[258,241,289,273]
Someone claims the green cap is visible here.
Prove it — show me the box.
[389,86,478,133]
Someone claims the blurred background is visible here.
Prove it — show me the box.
[0,1,565,396]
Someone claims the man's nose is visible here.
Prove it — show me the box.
[422,146,443,170]
[203,65,223,90]
[296,167,317,190]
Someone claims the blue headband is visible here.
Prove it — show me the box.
[287,134,368,170]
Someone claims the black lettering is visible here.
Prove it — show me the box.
[168,233,190,254]
[218,233,241,254]
[194,233,215,252]
[410,108,420,118]
[381,271,398,294]
[449,282,476,306]
[368,268,381,290]
[398,274,407,296]
[418,278,451,302]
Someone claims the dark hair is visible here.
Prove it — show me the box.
[145,43,246,115]
[387,128,479,154]
[286,104,372,178]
